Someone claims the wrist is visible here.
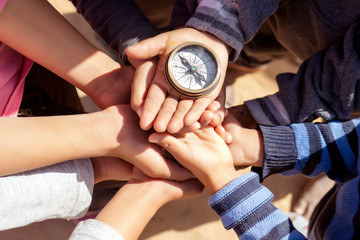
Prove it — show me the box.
[244,129,264,167]
[82,109,121,158]
[202,167,239,195]
[67,51,120,95]
[96,181,166,240]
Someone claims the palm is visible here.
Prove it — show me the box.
[127,28,229,134]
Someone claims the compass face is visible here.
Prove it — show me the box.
[165,42,221,98]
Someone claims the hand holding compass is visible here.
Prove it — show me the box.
[126,28,229,133]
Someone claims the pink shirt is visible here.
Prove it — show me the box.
[0,0,33,117]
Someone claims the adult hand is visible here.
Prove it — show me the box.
[126,27,230,133]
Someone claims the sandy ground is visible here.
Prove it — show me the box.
[0,1,313,239]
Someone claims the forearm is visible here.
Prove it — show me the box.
[257,118,360,182]
[0,0,119,94]
[0,158,93,230]
[210,172,305,239]
[247,21,360,125]
[70,0,159,64]
[185,0,279,61]
[169,0,192,30]
[95,182,165,240]
[0,111,109,176]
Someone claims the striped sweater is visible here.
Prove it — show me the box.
[182,0,360,124]
[210,118,360,239]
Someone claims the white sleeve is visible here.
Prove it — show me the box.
[69,219,124,240]
[0,158,94,230]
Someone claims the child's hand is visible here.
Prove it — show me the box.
[126,27,230,134]
[128,167,204,203]
[101,105,192,181]
[91,157,133,184]
[149,127,238,194]
[95,167,203,240]
[126,55,158,117]
[85,64,134,109]
[222,107,264,168]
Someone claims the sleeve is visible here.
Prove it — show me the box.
[0,158,94,230]
[70,0,159,64]
[0,0,7,12]
[209,172,306,239]
[69,219,124,240]
[184,0,279,61]
[256,118,360,181]
[246,21,360,125]
[168,0,192,30]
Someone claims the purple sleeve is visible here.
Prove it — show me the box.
[70,0,159,64]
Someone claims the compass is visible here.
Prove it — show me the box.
[165,42,221,98]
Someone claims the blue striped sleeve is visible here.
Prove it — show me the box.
[209,172,306,239]
[291,119,360,181]
[258,119,360,181]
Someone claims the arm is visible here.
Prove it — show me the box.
[0,156,134,230]
[257,118,360,182]
[149,127,305,239]
[0,0,133,108]
[70,0,159,64]
[245,21,360,125]
[70,169,203,240]
[0,159,93,230]
[185,0,280,61]
[125,0,279,133]
[0,105,191,180]
[222,108,360,182]
[168,0,192,30]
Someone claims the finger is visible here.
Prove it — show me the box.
[130,144,192,181]
[184,97,213,126]
[224,131,233,144]
[180,122,201,133]
[153,96,178,132]
[206,100,221,112]
[126,34,167,59]
[209,111,224,127]
[131,60,157,117]
[199,110,215,127]
[149,132,189,162]
[140,83,166,130]
[167,99,193,133]
[214,125,227,141]
[137,157,193,181]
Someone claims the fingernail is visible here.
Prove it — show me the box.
[202,120,211,126]
[137,107,143,118]
[148,134,158,143]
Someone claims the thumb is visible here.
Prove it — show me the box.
[126,34,167,59]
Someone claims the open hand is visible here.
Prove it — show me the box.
[126,28,229,134]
